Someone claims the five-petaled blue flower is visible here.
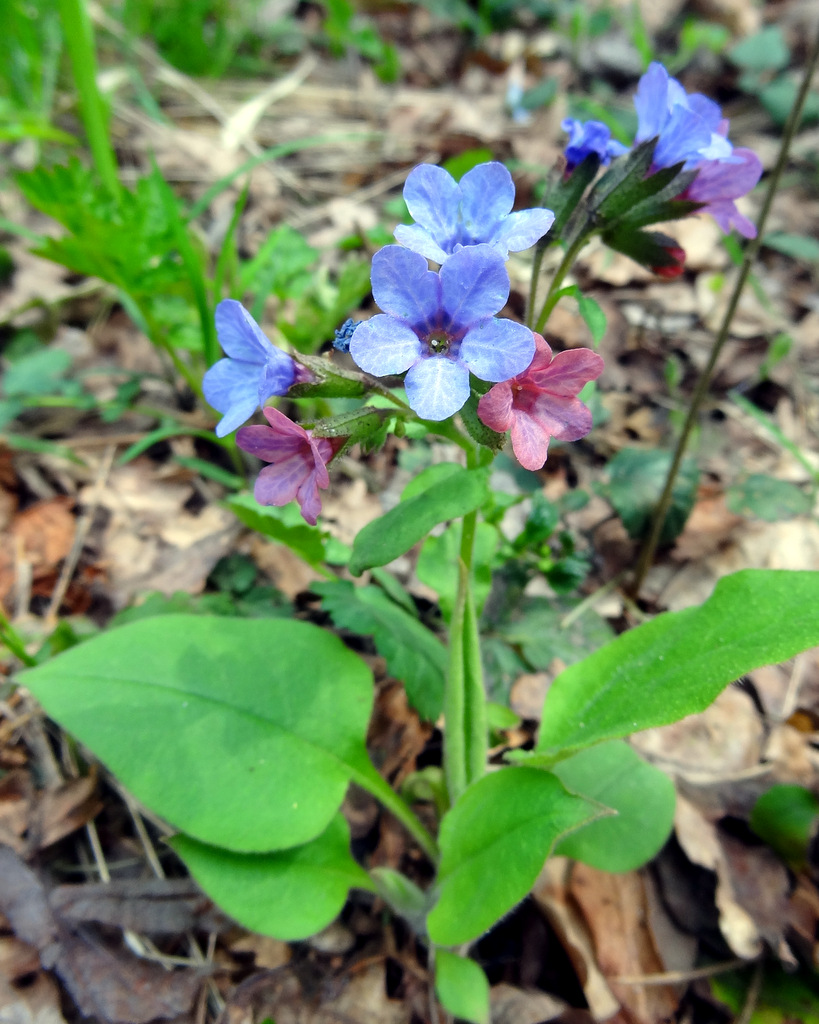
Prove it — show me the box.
[349,245,535,421]
[561,118,628,171]
[393,162,555,265]
[203,300,297,437]
[634,62,733,170]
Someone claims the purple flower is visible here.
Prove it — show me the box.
[203,300,297,437]
[236,406,342,525]
[633,63,762,238]
[393,162,555,265]
[682,147,762,238]
[634,62,734,170]
[350,245,535,421]
[561,119,628,171]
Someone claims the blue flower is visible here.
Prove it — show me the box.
[634,62,734,170]
[561,118,628,170]
[349,245,535,421]
[393,162,555,265]
[203,300,296,437]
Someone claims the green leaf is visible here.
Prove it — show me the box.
[21,616,376,852]
[172,814,373,941]
[349,466,490,575]
[497,596,613,672]
[552,741,675,871]
[227,492,349,566]
[370,867,430,934]
[435,952,489,1024]
[442,149,495,181]
[729,26,790,72]
[2,348,72,398]
[604,447,699,543]
[726,474,812,522]
[557,286,606,345]
[534,570,819,760]
[426,767,597,945]
[750,785,819,868]
[315,580,446,720]
[762,231,819,263]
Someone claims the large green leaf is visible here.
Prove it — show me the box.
[172,815,373,941]
[552,741,675,872]
[315,580,445,720]
[21,616,376,852]
[349,466,490,575]
[535,570,819,759]
[426,767,597,946]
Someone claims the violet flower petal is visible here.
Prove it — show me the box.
[458,162,515,233]
[392,223,449,265]
[214,299,274,361]
[402,164,460,240]
[404,357,470,421]
[439,244,510,330]
[369,246,441,331]
[350,315,422,376]
[493,208,556,253]
[460,319,535,382]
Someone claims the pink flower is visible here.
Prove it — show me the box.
[477,334,604,471]
[236,407,341,525]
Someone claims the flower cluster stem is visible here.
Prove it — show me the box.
[533,232,591,335]
[444,488,488,805]
[628,21,819,598]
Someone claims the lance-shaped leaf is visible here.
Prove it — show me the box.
[172,815,373,941]
[426,767,598,946]
[535,570,819,760]
[435,952,490,1024]
[21,616,377,852]
[349,465,490,575]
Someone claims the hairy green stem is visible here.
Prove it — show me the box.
[534,233,590,335]
[629,23,819,598]
[58,0,121,198]
[527,244,547,328]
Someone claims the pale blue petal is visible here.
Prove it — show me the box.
[440,244,509,331]
[460,319,535,382]
[349,315,421,376]
[404,356,470,420]
[634,62,670,142]
[370,246,441,333]
[402,164,460,239]
[258,350,296,404]
[393,223,449,264]
[458,162,515,238]
[493,208,555,254]
[214,299,273,362]
[203,357,255,412]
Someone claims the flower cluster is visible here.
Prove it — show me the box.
[561,118,628,172]
[203,300,306,437]
[563,61,762,239]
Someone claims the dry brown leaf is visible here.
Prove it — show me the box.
[490,982,566,1024]
[569,865,680,1024]
[0,497,76,605]
[36,772,103,851]
[531,859,620,1022]
[0,770,34,854]
[0,970,69,1024]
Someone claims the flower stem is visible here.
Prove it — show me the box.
[527,244,547,329]
[354,764,439,862]
[534,232,590,335]
[443,454,487,805]
[628,22,819,599]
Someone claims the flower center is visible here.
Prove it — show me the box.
[427,332,451,356]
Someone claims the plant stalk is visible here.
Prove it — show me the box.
[58,0,121,198]
[534,232,591,335]
[629,22,819,598]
